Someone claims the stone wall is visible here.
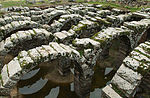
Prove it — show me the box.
[0,3,150,98]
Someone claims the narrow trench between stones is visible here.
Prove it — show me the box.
[48,15,62,25]
[60,20,79,31]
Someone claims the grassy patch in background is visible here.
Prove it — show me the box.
[76,0,150,12]
[0,0,63,8]
[0,0,150,12]
[0,0,26,8]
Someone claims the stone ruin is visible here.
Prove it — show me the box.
[0,3,150,98]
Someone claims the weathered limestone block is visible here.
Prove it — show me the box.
[54,32,68,40]
[69,7,87,15]
[87,11,98,17]
[131,50,149,65]
[36,47,49,61]
[97,10,111,18]
[1,65,15,88]
[17,31,28,41]
[55,6,64,10]
[28,48,41,62]
[137,43,150,57]
[4,37,14,49]
[30,7,41,11]
[91,27,132,45]
[102,85,122,98]
[106,15,116,23]
[30,10,43,15]
[73,38,100,49]
[0,18,6,26]
[49,42,67,56]
[111,74,137,97]
[31,15,43,21]
[43,8,55,13]
[20,12,31,17]
[106,14,132,26]
[59,44,73,54]
[123,56,142,71]
[124,19,150,33]
[117,64,142,86]
[95,4,102,8]
[84,49,92,60]
[18,51,34,68]
[73,19,101,38]
[46,10,67,23]
[42,45,58,59]
[49,14,83,33]
[84,15,97,22]
[33,28,53,40]
[7,57,22,80]
[94,17,111,26]
[54,31,74,43]
[4,24,13,33]
[1,58,21,88]
[132,12,150,19]
[112,8,126,15]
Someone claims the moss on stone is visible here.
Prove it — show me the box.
[0,74,3,86]
[74,24,87,33]
[111,83,126,97]
[78,50,84,56]
[145,42,150,46]
[71,25,75,29]
[32,29,37,34]
[137,64,149,76]
[50,44,57,52]
[132,57,150,75]
[0,74,2,80]
[134,49,150,59]
[72,40,77,46]
[20,60,27,68]
[121,31,131,36]
[91,32,100,40]
[6,65,9,77]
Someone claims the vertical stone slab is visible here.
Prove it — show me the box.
[58,57,71,76]
[74,64,93,98]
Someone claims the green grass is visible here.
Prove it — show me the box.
[0,0,63,8]
[76,0,150,12]
[0,0,26,8]
[0,0,150,12]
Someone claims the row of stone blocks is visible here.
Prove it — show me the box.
[0,28,54,56]
[0,20,39,41]
[0,42,88,95]
[0,3,149,97]
[102,41,150,98]
[0,17,150,67]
